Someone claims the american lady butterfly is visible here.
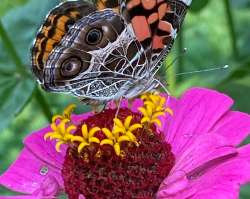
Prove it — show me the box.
[31,0,192,104]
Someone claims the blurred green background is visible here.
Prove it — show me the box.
[0,0,250,197]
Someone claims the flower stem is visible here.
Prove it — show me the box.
[33,87,53,122]
[223,0,240,60]
[0,20,27,75]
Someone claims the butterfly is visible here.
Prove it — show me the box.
[31,0,192,104]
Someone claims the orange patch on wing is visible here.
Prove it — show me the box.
[148,13,159,24]
[131,16,151,41]
[57,15,70,31]
[52,29,65,41]
[152,35,164,49]
[42,52,50,63]
[127,0,141,10]
[142,0,156,10]
[45,39,56,52]
[158,3,167,19]
[97,0,119,13]
[113,7,119,13]
[97,0,106,10]
[69,11,80,18]
[158,21,172,33]
[42,27,64,41]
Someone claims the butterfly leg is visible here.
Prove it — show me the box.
[127,98,134,109]
[80,98,105,113]
[111,97,123,131]
[114,97,123,119]
[153,78,171,105]
[91,104,106,114]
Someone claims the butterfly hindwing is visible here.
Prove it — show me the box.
[31,1,96,82]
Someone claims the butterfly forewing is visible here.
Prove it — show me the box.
[120,0,190,74]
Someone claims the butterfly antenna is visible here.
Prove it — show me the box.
[165,47,188,71]
[176,64,229,76]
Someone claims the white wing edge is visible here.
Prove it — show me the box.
[180,0,192,6]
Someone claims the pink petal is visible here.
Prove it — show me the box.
[210,111,250,146]
[0,196,38,199]
[158,133,237,198]
[157,171,189,198]
[32,175,60,197]
[239,143,250,160]
[24,126,66,171]
[158,142,250,199]
[0,148,61,195]
[188,145,250,199]
[165,87,233,156]
[173,133,237,172]
[79,194,86,199]
[159,96,178,133]
[24,112,91,171]
[71,112,92,123]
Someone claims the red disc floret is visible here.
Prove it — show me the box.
[62,108,175,199]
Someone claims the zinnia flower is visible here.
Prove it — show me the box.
[1,87,250,199]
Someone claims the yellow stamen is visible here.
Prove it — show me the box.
[44,119,76,152]
[114,143,121,156]
[100,116,142,156]
[55,141,65,152]
[139,93,173,127]
[100,139,114,146]
[71,124,101,153]
[52,104,76,123]
[166,107,174,116]
[124,116,133,129]
[78,142,90,153]
[129,124,142,132]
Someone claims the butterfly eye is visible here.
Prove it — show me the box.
[61,57,82,77]
[86,28,103,45]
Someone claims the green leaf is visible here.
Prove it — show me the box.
[0,0,58,130]
[190,0,210,13]
[218,75,250,113]
[0,0,29,17]
[0,75,35,131]
[241,185,250,199]
[219,58,250,83]
[231,0,250,9]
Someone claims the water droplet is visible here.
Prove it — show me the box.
[40,166,49,176]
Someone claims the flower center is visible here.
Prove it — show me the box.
[61,108,175,199]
